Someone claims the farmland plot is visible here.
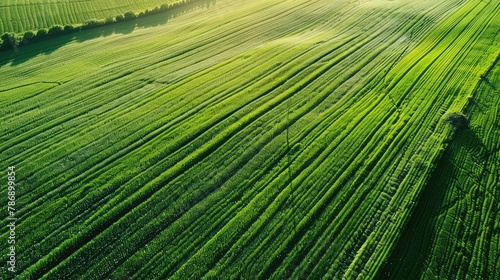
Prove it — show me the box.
[380,56,500,279]
[0,0,498,278]
[0,0,178,34]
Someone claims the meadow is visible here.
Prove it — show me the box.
[0,0,498,278]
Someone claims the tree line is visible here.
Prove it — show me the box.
[0,0,210,53]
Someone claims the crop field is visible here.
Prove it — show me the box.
[380,56,500,279]
[0,0,177,34]
[0,0,499,279]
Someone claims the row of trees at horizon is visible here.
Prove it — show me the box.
[0,0,212,54]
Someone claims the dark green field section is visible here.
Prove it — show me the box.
[380,56,500,279]
[0,0,498,279]
[0,0,177,34]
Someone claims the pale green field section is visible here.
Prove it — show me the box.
[0,0,177,34]
[0,0,498,278]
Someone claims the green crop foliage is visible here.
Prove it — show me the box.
[379,55,500,280]
[0,0,179,34]
[0,0,498,279]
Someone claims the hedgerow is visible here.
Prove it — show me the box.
[0,0,205,53]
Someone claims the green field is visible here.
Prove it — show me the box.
[0,0,179,34]
[0,0,499,279]
[379,56,500,279]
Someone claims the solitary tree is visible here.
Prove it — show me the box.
[21,31,36,44]
[0,33,17,50]
[48,25,63,35]
[124,11,136,20]
[115,14,125,22]
[444,112,469,130]
[36,29,48,39]
[25,31,35,39]
[63,25,74,32]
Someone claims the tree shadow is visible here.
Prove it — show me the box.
[376,127,488,279]
[0,0,217,67]
[376,150,456,279]
[457,127,489,160]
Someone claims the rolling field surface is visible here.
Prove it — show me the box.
[0,0,499,278]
